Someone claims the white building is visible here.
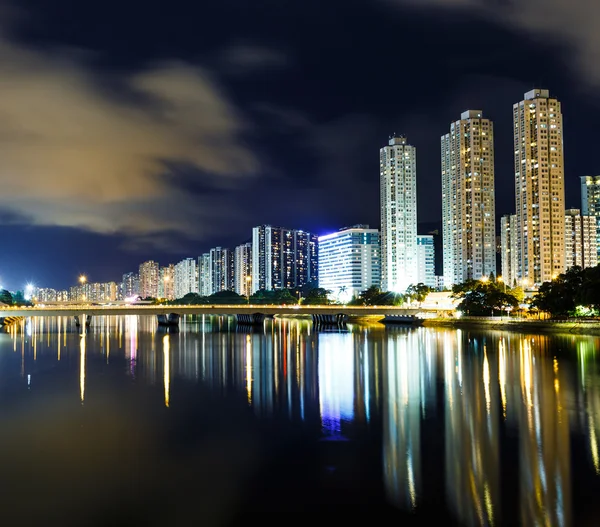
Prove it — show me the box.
[416,235,435,288]
[500,214,518,288]
[174,258,198,299]
[514,89,565,286]
[318,225,380,302]
[565,209,598,270]
[581,175,600,258]
[380,135,418,293]
[441,110,496,286]
[198,253,211,296]
[234,242,252,297]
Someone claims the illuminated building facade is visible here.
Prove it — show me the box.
[174,258,197,299]
[158,264,175,300]
[139,260,160,299]
[565,209,598,270]
[197,253,211,296]
[121,272,139,299]
[514,89,565,286]
[501,214,518,287]
[416,235,435,288]
[251,225,318,293]
[441,110,496,286]
[581,175,600,258]
[318,225,380,302]
[380,135,418,292]
[234,242,252,297]
[209,246,234,294]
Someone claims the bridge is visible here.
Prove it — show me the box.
[0,304,453,325]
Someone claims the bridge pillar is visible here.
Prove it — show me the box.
[235,313,265,325]
[157,313,180,327]
[312,313,348,327]
[74,314,91,335]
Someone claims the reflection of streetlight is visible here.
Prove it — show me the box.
[246,275,252,304]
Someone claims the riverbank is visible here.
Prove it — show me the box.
[421,317,600,336]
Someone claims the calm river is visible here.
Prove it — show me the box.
[0,315,599,526]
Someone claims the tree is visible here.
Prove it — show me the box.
[452,279,519,316]
[302,287,332,305]
[406,283,432,305]
[358,286,403,306]
[530,266,584,317]
[208,290,245,304]
[0,289,13,305]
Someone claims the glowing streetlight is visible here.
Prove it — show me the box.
[480,276,489,283]
[497,275,506,293]
[79,275,87,284]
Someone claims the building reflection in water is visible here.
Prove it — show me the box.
[444,330,500,526]
[6,315,600,525]
[318,332,355,437]
[383,329,424,511]
[578,339,600,476]
[515,336,571,527]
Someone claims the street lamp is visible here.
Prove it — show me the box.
[246,275,252,304]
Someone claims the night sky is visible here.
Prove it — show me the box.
[2,0,599,290]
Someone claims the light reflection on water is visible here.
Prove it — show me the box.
[1,315,600,525]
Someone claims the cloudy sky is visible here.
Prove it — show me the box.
[1,0,599,289]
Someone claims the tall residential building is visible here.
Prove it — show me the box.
[500,215,519,288]
[198,253,211,296]
[514,89,565,286]
[416,235,435,288]
[441,110,496,287]
[234,242,252,297]
[174,258,198,299]
[581,175,600,258]
[251,225,318,292]
[121,272,139,299]
[565,209,598,270]
[209,247,234,294]
[139,260,160,299]
[380,135,418,293]
[318,225,380,301]
[158,264,175,300]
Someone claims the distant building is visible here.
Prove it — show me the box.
[251,225,318,292]
[441,110,496,286]
[209,247,234,294]
[234,242,252,297]
[198,253,211,296]
[514,89,565,286]
[158,264,175,300]
[318,225,380,301]
[380,135,418,292]
[581,175,600,258]
[139,261,160,299]
[121,272,139,299]
[565,209,598,270]
[416,235,435,288]
[500,214,518,288]
[174,258,198,299]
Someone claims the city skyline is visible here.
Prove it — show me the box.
[2,0,600,290]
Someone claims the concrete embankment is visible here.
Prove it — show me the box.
[422,317,600,336]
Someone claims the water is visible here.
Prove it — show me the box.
[1,315,600,526]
